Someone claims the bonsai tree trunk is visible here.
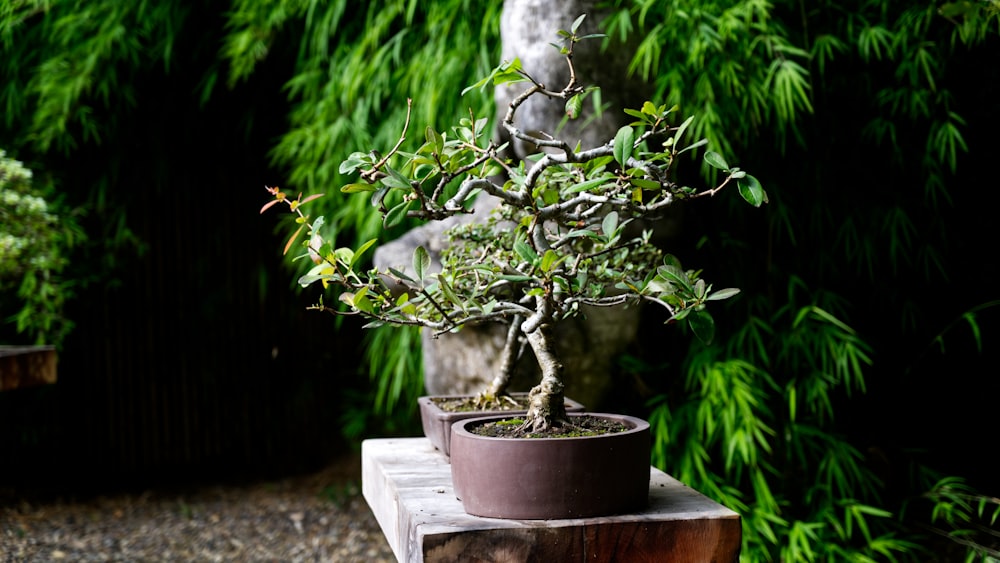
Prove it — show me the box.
[521,294,568,432]
[475,314,524,408]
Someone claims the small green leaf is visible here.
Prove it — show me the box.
[676,138,708,155]
[351,239,378,268]
[704,151,730,171]
[613,126,635,168]
[339,152,369,174]
[352,286,374,313]
[566,175,610,193]
[602,211,619,239]
[687,310,716,344]
[413,246,431,282]
[570,14,586,34]
[657,264,694,292]
[631,178,660,190]
[383,199,411,228]
[737,174,767,207]
[624,108,645,121]
[565,94,583,119]
[425,126,444,154]
[540,249,559,273]
[672,115,695,148]
[334,247,354,266]
[388,267,415,283]
[514,239,538,265]
[438,277,465,312]
[341,183,377,193]
[370,186,390,208]
[382,166,411,190]
[707,287,741,301]
[498,274,534,282]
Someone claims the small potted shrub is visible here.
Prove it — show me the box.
[262,16,764,519]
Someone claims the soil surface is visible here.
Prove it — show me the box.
[0,452,395,562]
[430,394,530,412]
[470,414,630,438]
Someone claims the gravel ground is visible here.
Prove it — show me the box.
[0,453,395,562]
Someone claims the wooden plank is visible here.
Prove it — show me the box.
[362,437,741,563]
[0,346,57,391]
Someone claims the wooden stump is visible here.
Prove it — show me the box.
[362,437,741,563]
[0,346,57,391]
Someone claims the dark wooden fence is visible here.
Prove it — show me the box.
[2,149,368,490]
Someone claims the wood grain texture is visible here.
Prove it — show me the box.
[0,346,57,391]
[362,437,741,562]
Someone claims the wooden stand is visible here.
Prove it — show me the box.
[362,437,741,563]
[0,346,57,391]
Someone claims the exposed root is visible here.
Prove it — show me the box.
[472,390,519,411]
[518,414,574,434]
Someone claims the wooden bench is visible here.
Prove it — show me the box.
[0,345,57,391]
[362,437,741,562]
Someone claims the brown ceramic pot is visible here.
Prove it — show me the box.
[450,412,651,519]
[418,394,585,457]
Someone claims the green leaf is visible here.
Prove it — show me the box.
[565,94,583,119]
[514,239,538,265]
[498,274,534,283]
[540,249,559,273]
[425,126,444,154]
[704,151,730,171]
[334,247,355,266]
[413,246,431,282]
[388,267,415,283]
[566,175,612,193]
[737,174,767,207]
[383,199,411,228]
[341,183,377,193]
[631,178,660,190]
[672,115,694,148]
[613,125,635,168]
[351,239,378,268]
[370,186,390,209]
[657,265,695,292]
[438,278,465,312]
[382,165,411,190]
[339,152,369,174]
[570,14,586,34]
[707,287,741,301]
[602,211,619,239]
[676,138,708,156]
[688,310,716,344]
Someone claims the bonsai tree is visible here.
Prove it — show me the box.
[262,16,765,432]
